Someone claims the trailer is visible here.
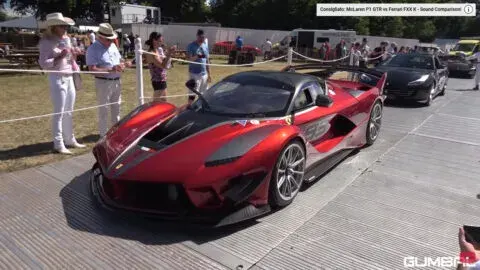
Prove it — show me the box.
[273,29,357,53]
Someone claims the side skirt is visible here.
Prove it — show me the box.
[303,149,356,184]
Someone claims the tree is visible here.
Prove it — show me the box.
[144,0,209,22]
[385,17,404,38]
[417,20,437,42]
[355,17,370,35]
[5,0,122,22]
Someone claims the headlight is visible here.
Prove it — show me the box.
[408,75,429,86]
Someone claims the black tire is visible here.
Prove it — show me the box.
[423,83,435,106]
[269,140,306,208]
[366,101,383,146]
[439,84,446,96]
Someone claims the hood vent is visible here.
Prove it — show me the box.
[139,110,231,149]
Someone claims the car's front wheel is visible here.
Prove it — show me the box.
[423,83,436,106]
[439,81,447,96]
[269,140,306,208]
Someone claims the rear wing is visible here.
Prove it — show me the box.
[281,63,387,91]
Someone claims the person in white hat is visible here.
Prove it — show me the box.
[38,12,86,154]
[86,23,131,137]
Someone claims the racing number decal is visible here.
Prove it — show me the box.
[300,118,331,142]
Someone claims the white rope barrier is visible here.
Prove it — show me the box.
[138,50,286,67]
[0,101,122,124]
[292,50,392,63]
[0,68,110,74]
[0,93,198,124]
[142,93,192,100]
[366,52,392,61]
[292,50,351,63]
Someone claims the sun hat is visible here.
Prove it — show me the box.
[96,23,118,40]
[46,13,75,27]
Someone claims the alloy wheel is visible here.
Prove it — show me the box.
[369,103,382,141]
[276,144,305,201]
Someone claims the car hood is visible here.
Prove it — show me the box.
[93,102,178,171]
[375,66,432,83]
[449,50,473,56]
[94,108,285,181]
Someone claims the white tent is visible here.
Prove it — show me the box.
[0,16,43,29]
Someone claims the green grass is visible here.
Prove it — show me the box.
[0,58,287,172]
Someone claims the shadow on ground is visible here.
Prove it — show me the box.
[0,134,99,161]
[454,89,479,92]
[59,170,258,246]
[447,73,474,79]
[383,99,427,108]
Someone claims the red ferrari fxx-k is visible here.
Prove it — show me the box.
[91,64,387,226]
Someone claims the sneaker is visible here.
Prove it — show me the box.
[65,142,86,148]
[473,86,479,90]
[54,146,73,155]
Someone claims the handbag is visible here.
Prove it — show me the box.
[73,73,83,91]
[71,58,83,91]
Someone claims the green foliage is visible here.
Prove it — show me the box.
[6,0,123,22]
[356,17,370,35]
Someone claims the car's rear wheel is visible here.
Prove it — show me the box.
[366,101,382,146]
[269,140,306,207]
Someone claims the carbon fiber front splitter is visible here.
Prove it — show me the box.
[89,166,271,227]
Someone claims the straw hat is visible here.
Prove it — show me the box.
[46,13,75,27]
[96,23,118,40]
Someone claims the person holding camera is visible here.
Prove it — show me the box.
[86,23,132,137]
[145,32,175,102]
[186,29,211,104]
[38,13,86,154]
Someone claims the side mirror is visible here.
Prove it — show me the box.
[315,95,333,107]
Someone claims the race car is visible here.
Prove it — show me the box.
[375,53,448,106]
[90,64,387,227]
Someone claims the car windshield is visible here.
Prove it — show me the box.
[380,54,434,69]
[453,43,476,52]
[192,78,294,117]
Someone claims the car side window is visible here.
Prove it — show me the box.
[293,87,314,111]
[310,81,324,96]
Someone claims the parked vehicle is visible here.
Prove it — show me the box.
[272,29,357,55]
[440,38,479,77]
[212,41,261,55]
[376,53,448,106]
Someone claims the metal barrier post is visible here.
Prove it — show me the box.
[287,47,293,65]
[135,38,144,106]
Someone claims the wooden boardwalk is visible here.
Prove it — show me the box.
[1,77,480,269]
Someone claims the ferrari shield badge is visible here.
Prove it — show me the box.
[285,115,293,125]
